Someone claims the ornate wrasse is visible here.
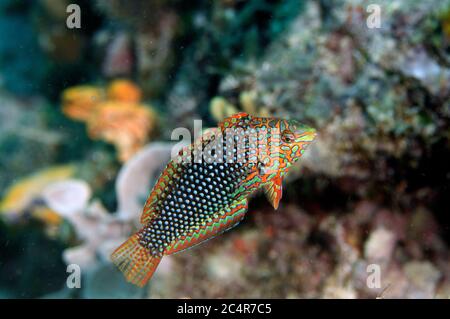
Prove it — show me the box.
[111,112,316,286]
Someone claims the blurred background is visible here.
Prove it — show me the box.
[0,0,449,299]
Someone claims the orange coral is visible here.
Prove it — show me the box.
[61,80,157,162]
[62,86,104,121]
[87,101,157,162]
[107,79,142,103]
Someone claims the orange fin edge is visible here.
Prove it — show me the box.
[263,174,283,210]
[219,112,251,130]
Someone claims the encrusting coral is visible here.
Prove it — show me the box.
[61,79,158,162]
[106,79,142,103]
[0,165,76,220]
[86,101,157,162]
[62,86,104,122]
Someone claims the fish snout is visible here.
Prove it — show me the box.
[295,126,317,143]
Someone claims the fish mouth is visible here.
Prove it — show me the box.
[295,127,317,143]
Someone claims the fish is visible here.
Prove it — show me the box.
[111,112,317,286]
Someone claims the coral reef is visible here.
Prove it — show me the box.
[144,201,449,298]
[217,0,450,178]
[0,0,449,299]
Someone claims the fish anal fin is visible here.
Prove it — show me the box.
[263,174,283,210]
[111,233,161,287]
[165,199,248,255]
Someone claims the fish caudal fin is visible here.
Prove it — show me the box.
[111,233,161,287]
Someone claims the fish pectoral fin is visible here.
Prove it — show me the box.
[165,199,248,255]
[263,174,283,210]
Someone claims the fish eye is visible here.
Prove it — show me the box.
[281,130,295,143]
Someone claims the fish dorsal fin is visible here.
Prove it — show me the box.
[140,128,219,225]
[219,112,251,130]
[140,160,177,225]
[165,199,248,255]
[263,173,283,210]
